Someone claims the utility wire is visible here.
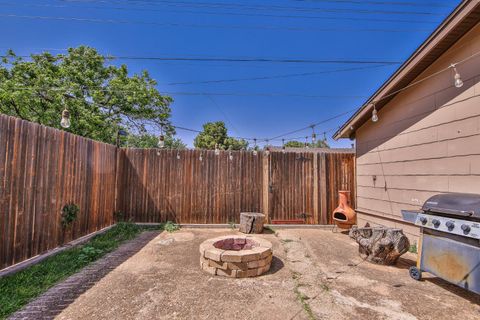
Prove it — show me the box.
[167,64,392,85]
[0,2,442,24]
[2,51,402,65]
[290,0,454,9]
[63,0,447,16]
[0,14,435,33]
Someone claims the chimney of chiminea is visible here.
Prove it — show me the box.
[332,190,356,229]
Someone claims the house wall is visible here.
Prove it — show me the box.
[355,23,480,242]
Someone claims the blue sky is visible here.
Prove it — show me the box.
[0,0,459,148]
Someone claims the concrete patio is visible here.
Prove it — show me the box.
[53,228,480,320]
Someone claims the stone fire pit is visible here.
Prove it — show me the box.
[199,236,273,278]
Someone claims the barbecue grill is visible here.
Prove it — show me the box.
[401,193,480,295]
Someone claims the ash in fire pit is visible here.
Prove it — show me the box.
[200,236,273,278]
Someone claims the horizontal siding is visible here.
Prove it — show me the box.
[354,23,480,235]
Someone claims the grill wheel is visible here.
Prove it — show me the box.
[409,266,422,281]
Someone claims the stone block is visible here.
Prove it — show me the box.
[227,262,248,270]
[209,259,228,270]
[216,268,236,277]
[201,263,217,275]
[204,248,224,262]
[221,250,243,263]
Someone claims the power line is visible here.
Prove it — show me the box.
[62,0,447,16]
[2,52,402,65]
[290,0,454,9]
[0,84,368,99]
[0,1,442,24]
[0,13,435,33]
[167,64,392,85]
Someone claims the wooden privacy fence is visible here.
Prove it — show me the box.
[117,148,355,225]
[0,114,355,270]
[0,115,117,270]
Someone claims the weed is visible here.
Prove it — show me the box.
[281,239,294,243]
[321,283,330,292]
[61,203,79,228]
[228,221,236,230]
[163,221,180,233]
[409,243,417,254]
[294,283,316,320]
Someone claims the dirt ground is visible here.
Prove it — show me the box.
[56,228,480,320]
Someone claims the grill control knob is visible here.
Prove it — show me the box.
[419,217,427,225]
[461,224,471,233]
[432,219,441,228]
[446,221,455,230]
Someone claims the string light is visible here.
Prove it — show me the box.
[176,150,180,160]
[282,138,286,153]
[265,139,270,156]
[451,64,464,88]
[60,108,71,128]
[158,125,165,148]
[214,143,220,156]
[199,151,203,161]
[371,103,379,123]
[252,138,258,156]
[311,125,316,144]
[229,150,233,161]
[304,136,309,149]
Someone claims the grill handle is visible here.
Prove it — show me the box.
[425,207,473,217]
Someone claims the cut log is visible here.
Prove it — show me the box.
[349,226,410,265]
[239,212,265,234]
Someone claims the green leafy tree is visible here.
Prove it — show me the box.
[284,139,330,148]
[126,133,186,149]
[193,121,248,150]
[0,46,173,144]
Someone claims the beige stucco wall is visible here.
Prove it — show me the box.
[355,23,480,243]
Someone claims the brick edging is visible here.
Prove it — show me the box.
[8,231,160,320]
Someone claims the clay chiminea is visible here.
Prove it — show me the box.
[332,190,356,229]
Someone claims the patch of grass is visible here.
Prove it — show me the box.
[321,283,330,292]
[163,221,180,233]
[0,222,141,319]
[294,284,316,320]
[263,225,277,235]
[228,221,236,230]
[409,243,417,254]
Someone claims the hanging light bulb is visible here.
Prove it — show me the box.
[229,150,233,161]
[371,104,379,123]
[214,143,220,156]
[282,139,286,154]
[252,138,258,156]
[311,125,316,144]
[199,151,203,162]
[304,136,309,149]
[60,109,71,128]
[265,140,270,156]
[451,64,464,88]
[323,132,327,142]
[158,135,165,148]
[176,150,181,160]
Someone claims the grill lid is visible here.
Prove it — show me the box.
[422,193,480,219]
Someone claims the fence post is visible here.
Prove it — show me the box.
[313,152,319,224]
[319,153,328,224]
[262,154,270,223]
